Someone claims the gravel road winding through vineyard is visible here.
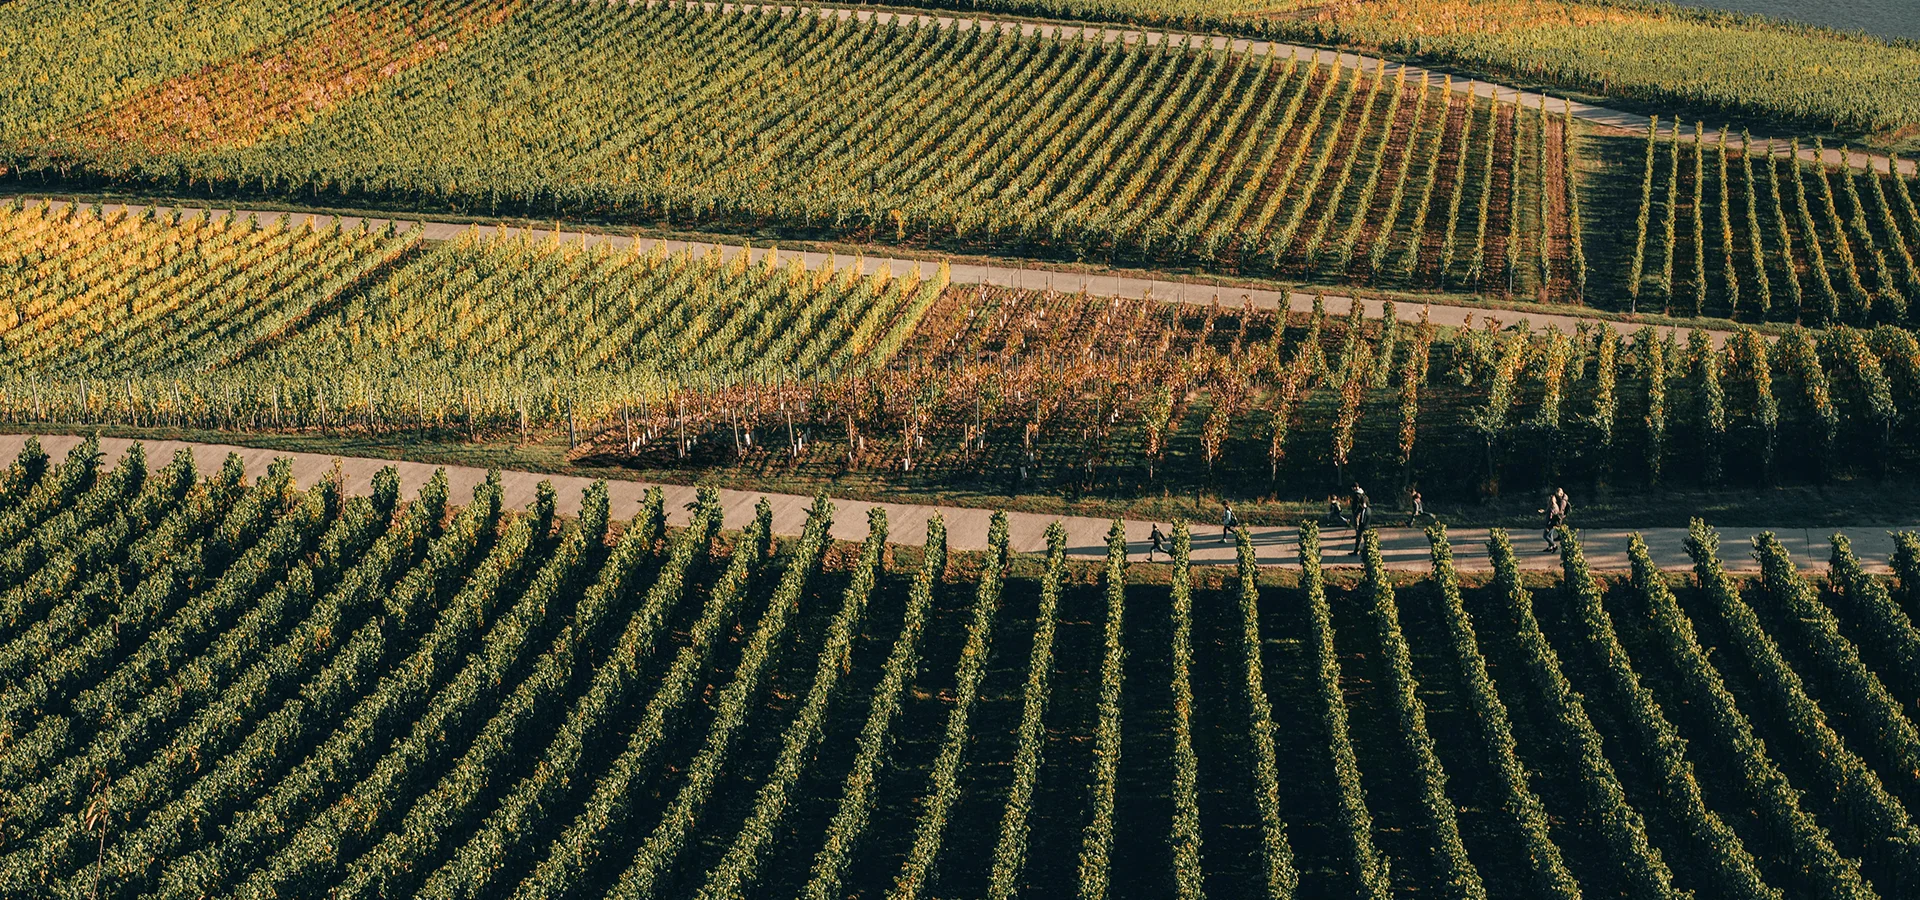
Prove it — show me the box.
[30,199,1754,347]
[5,434,1907,572]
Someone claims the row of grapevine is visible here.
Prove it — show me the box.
[9,433,1920,896]
[1462,98,1501,289]
[1563,104,1586,298]
[0,449,191,711]
[412,492,725,900]
[0,456,335,818]
[0,460,326,866]
[0,450,254,795]
[0,441,133,606]
[0,444,157,661]
[336,487,669,900]
[888,512,1010,900]
[232,486,612,900]
[1,469,333,874]
[1425,528,1579,898]
[0,200,948,434]
[1657,129,1680,308]
[1557,530,1780,900]
[1896,534,1920,621]
[1231,528,1296,897]
[1689,126,1708,315]
[104,474,513,900]
[1168,525,1208,899]
[1485,530,1680,897]
[0,436,105,552]
[1299,523,1391,897]
[607,497,840,900]
[10,3,1570,292]
[510,499,774,900]
[110,479,556,898]
[983,522,1068,899]
[1683,523,1920,882]
[1623,129,1920,324]
[1827,535,1920,703]
[1358,531,1484,898]
[1502,97,1530,293]
[0,202,417,375]
[1075,521,1129,900]
[1751,535,1920,793]
[1626,119,1657,310]
[695,506,888,900]
[22,201,1920,494]
[1626,531,1873,899]
[801,516,948,900]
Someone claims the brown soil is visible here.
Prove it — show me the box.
[1347,79,1430,281]
[1543,113,1572,304]
[1280,69,1389,267]
[1219,63,1338,269]
[1478,103,1519,293]
[52,2,518,165]
[1413,95,1472,283]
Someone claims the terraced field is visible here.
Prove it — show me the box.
[1606,125,1920,325]
[9,201,1920,500]
[9,2,1920,319]
[0,438,1915,899]
[9,1,1574,297]
[6,4,1920,899]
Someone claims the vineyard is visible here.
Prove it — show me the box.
[8,3,1920,898]
[584,282,1920,501]
[9,200,1920,500]
[0,437,1915,899]
[1604,124,1920,324]
[8,1,1579,297]
[0,201,947,437]
[837,0,1920,134]
[9,4,1920,314]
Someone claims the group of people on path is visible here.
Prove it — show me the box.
[1143,485,1571,561]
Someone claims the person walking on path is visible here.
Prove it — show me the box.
[1404,488,1434,527]
[1149,524,1167,561]
[1325,494,1349,526]
[1542,487,1570,552]
[1221,503,1239,542]
[1349,487,1372,556]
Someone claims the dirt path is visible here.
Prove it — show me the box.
[27,198,1752,347]
[9,434,1909,573]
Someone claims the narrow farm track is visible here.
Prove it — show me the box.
[676,0,1916,177]
[20,199,1752,346]
[2,434,1909,572]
